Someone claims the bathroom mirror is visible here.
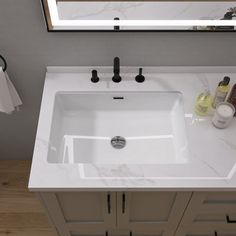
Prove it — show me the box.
[41,0,236,31]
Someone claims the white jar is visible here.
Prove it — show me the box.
[212,102,235,129]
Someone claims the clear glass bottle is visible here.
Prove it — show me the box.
[195,90,212,116]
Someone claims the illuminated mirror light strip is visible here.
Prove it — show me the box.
[55,20,236,26]
[47,0,236,29]
[47,0,60,25]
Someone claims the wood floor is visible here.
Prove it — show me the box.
[0,160,57,236]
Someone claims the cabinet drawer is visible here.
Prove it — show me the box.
[196,193,236,212]
[176,227,236,236]
[179,192,236,226]
[176,192,236,236]
[203,193,236,203]
[193,212,236,224]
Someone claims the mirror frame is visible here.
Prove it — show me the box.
[41,0,236,32]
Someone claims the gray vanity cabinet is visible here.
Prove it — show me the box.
[175,192,236,236]
[39,192,191,236]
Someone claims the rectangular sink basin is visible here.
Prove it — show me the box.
[48,92,188,164]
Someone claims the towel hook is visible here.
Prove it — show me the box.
[0,55,7,72]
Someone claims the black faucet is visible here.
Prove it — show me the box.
[91,70,99,83]
[135,68,145,83]
[112,57,122,83]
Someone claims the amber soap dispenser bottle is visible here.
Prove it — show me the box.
[228,84,236,116]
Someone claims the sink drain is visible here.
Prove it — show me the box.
[111,136,126,149]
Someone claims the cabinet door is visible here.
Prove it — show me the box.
[117,192,191,235]
[40,192,116,236]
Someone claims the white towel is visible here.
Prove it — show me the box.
[0,68,22,114]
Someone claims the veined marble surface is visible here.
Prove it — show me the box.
[29,66,236,191]
[58,2,235,21]
[57,2,236,30]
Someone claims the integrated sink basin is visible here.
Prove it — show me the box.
[29,67,236,189]
[48,92,188,164]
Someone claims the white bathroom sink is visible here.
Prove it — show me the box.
[29,67,236,189]
[48,92,188,164]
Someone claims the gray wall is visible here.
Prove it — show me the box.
[0,0,236,160]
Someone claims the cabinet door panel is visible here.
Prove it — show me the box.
[127,192,175,221]
[71,234,105,236]
[70,231,106,236]
[57,192,107,222]
[132,232,164,236]
[108,229,130,236]
[40,192,116,236]
[109,229,166,236]
[117,192,191,233]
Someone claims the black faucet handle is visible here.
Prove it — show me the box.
[91,70,99,83]
[135,68,145,83]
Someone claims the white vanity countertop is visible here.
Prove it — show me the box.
[29,66,236,191]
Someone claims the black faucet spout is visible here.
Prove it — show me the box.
[112,57,122,83]
[114,57,120,74]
